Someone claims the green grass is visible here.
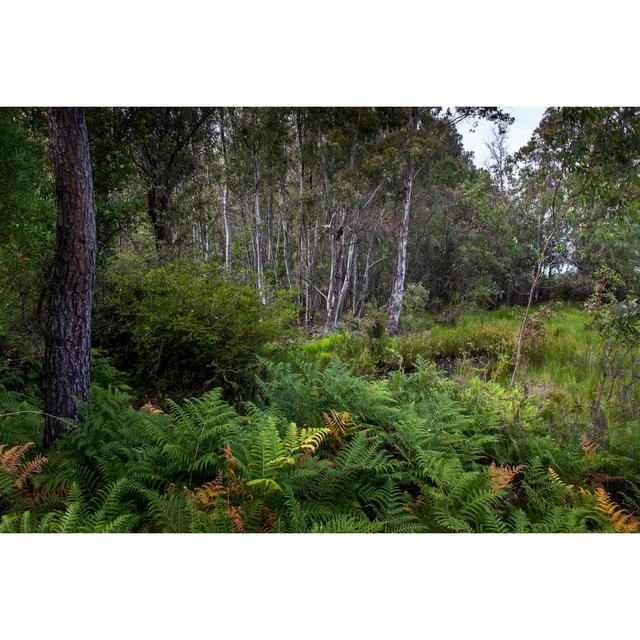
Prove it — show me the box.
[300,304,605,425]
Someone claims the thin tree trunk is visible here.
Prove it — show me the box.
[510,265,542,387]
[325,206,353,332]
[254,153,267,304]
[44,107,97,447]
[335,235,355,324]
[219,108,232,271]
[351,234,359,316]
[296,110,310,327]
[280,185,292,289]
[388,108,418,335]
[267,190,274,264]
[358,233,375,316]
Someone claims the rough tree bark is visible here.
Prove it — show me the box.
[44,107,97,447]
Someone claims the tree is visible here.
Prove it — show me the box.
[127,108,213,249]
[387,107,513,334]
[43,108,97,447]
[509,107,640,386]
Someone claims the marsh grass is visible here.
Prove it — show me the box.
[300,304,606,426]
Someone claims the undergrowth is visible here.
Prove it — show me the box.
[2,351,638,533]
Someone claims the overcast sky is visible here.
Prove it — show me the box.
[455,107,547,168]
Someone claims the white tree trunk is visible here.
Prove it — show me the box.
[388,171,414,334]
[335,236,355,325]
[254,153,267,305]
[279,185,292,289]
[219,108,232,271]
[388,108,418,335]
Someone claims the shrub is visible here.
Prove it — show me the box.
[94,254,293,398]
[403,283,430,315]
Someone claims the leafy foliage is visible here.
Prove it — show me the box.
[94,253,293,398]
[3,352,639,533]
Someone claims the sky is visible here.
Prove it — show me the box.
[455,107,547,168]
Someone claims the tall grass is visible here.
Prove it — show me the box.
[300,304,604,421]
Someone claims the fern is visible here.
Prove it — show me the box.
[595,488,640,533]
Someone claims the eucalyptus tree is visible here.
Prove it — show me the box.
[510,107,640,386]
[386,107,513,334]
[226,108,291,303]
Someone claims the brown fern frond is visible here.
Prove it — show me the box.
[228,506,245,533]
[595,488,640,533]
[488,462,525,491]
[586,473,627,488]
[261,506,276,533]
[405,496,423,517]
[30,480,69,506]
[581,433,599,458]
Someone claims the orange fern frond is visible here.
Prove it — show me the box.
[323,410,357,445]
[547,468,590,496]
[0,442,48,489]
[0,442,35,474]
[298,427,331,457]
[595,488,640,533]
[581,434,599,458]
[488,462,525,491]
[192,475,226,508]
[223,444,237,475]
[140,402,163,414]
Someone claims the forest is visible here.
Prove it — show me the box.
[1,106,640,533]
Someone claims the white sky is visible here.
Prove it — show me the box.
[456,107,547,168]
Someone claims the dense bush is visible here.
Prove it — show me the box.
[94,253,294,398]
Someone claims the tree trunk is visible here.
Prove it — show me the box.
[510,265,542,387]
[388,170,414,335]
[254,153,267,304]
[219,108,232,271]
[335,235,355,324]
[357,233,374,316]
[388,108,418,335]
[148,185,173,249]
[325,207,358,332]
[267,190,274,264]
[44,107,97,447]
[279,184,292,289]
[296,110,310,327]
